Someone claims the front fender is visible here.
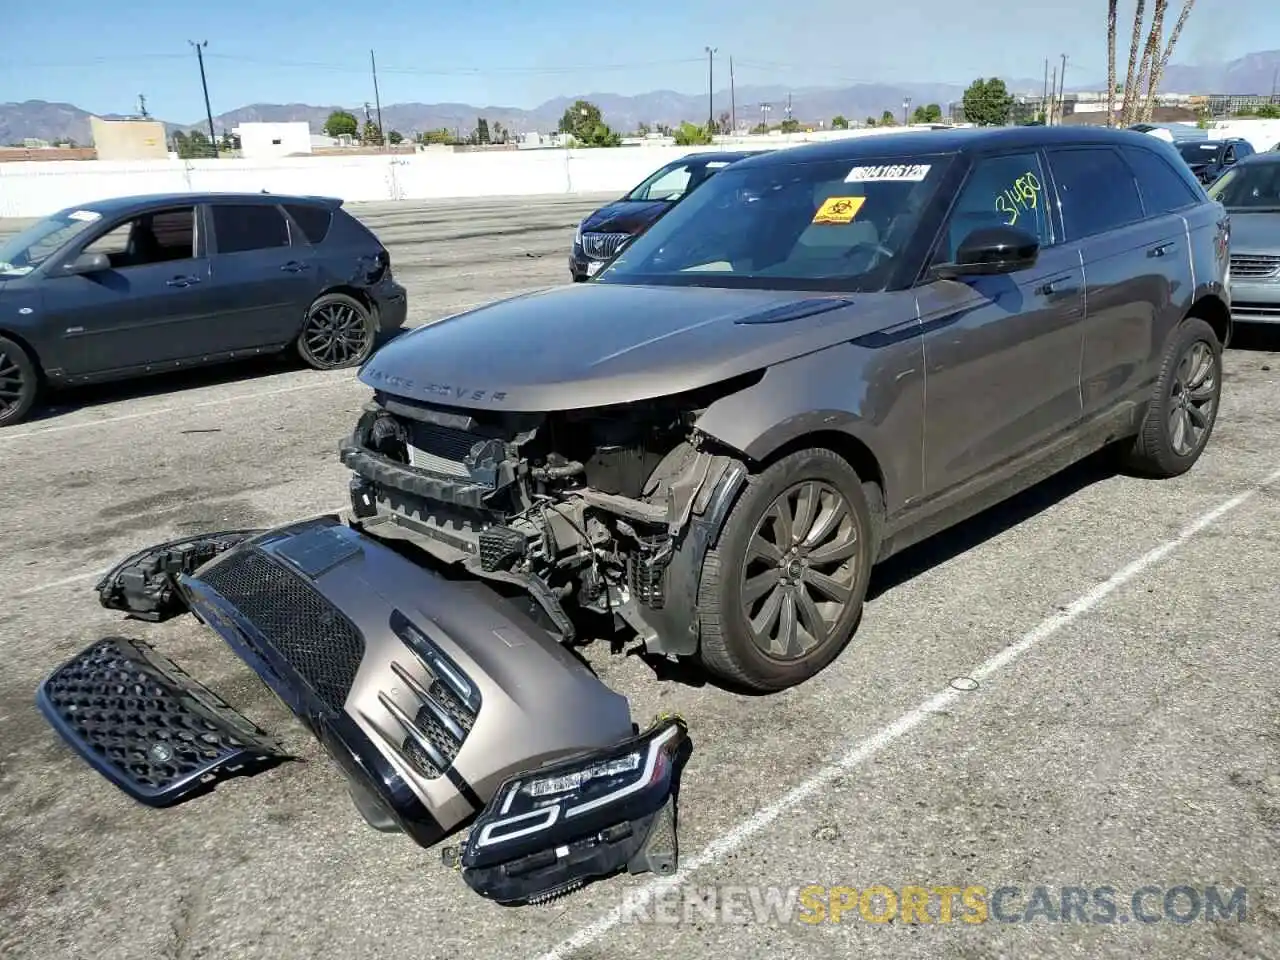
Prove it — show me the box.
[692,338,926,513]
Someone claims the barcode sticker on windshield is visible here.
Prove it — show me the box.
[67,210,101,221]
[845,164,932,183]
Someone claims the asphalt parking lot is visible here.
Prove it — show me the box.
[2,196,1280,960]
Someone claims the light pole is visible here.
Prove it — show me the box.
[902,96,912,126]
[706,46,717,134]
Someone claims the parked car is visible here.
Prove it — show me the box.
[568,151,763,281]
[0,192,407,427]
[1207,151,1280,325]
[1174,137,1255,183]
[38,126,1231,905]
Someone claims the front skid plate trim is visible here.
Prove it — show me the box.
[36,636,292,807]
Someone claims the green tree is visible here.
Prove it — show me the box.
[750,121,769,134]
[636,122,651,137]
[779,118,801,133]
[387,130,404,145]
[718,111,732,135]
[831,115,849,129]
[557,99,621,147]
[361,120,383,145]
[880,109,897,126]
[864,116,877,127]
[324,110,359,138]
[1255,104,1280,119]
[961,77,1014,126]
[420,127,454,145]
[672,121,714,146]
[911,103,943,123]
[173,129,214,159]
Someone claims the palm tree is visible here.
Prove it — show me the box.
[1142,0,1197,122]
[1107,0,1119,125]
[1119,0,1148,125]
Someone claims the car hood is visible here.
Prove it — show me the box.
[580,200,671,235]
[359,282,914,411]
[1227,210,1280,254]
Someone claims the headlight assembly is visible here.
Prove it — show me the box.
[458,715,688,905]
[574,221,583,246]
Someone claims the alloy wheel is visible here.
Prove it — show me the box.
[0,346,27,421]
[303,301,371,367]
[740,480,861,660]
[1168,339,1217,457]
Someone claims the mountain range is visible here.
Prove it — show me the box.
[4,49,1279,147]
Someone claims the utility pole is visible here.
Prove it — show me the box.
[732,56,742,135]
[1042,58,1049,123]
[705,46,717,134]
[786,92,793,122]
[189,40,218,157]
[370,49,385,150]
[138,94,149,119]
[1058,53,1068,125]
[760,102,772,130]
[1048,66,1057,124]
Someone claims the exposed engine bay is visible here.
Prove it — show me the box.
[340,376,760,655]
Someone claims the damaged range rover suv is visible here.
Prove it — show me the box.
[345,126,1230,692]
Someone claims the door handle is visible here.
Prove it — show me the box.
[1037,275,1076,297]
[166,276,200,287]
[1147,241,1176,258]
[280,261,310,273]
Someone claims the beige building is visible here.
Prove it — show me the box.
[89,117,170,160]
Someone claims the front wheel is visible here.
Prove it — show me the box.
[696,448,876,692]
[0,335,39,428]
[297,292,377,370]
[1118,316,1222,478]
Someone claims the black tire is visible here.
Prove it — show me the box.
[1118,316,1222,478]
[0,335,39,428]
[696,447,876,692]
[297,292,378,370]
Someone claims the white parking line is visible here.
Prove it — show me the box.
[531,463,1280,960]
[0,376,360,445]
[14,504,349,597]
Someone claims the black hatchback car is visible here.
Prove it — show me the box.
[1175,137,1255,184]
[0,191,407,427]
[568,150,762,280]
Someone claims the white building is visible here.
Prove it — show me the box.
[231,121,313,159]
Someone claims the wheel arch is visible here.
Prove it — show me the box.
[1185,289,1231,350]
[0,327,46,382]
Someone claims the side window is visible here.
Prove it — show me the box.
[211,204,290,254]
[284,204,333,244]
[1223,145,1236,164]
[83,207,196,268]
[1119,145,1202,215]
[937,152,1052,263]
[1045,147,1144,240]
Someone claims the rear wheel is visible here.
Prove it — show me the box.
[1118,316,1221,478]
[696,448,876,692]
[297,292,377,370]
[0,335,39,428]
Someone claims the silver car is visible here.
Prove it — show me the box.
[1208,151,1280,325]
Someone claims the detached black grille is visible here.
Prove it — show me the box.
[38,637,287,805]
[198,548,365,715]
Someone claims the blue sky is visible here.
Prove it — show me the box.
[0,0,1269,122]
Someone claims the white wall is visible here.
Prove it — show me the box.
[234,122,313,159]
[1208,118,1280,152]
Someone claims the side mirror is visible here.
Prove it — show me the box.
[63,251,111,276]
[932,225,1040,279]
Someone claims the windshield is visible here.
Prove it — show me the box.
[1207,161,1280,210]
[1177,142,1221,162]
[624,159,730,202]
[0,209,102,277]
[597,154,951,291]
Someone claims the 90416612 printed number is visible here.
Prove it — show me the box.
[994,172,1042,227]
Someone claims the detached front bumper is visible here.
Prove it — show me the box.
[36,515,686,903]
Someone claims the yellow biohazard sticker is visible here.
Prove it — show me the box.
[812,196,866,224]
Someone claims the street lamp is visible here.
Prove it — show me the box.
[706,47,717,134]
[903,96,912,126]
